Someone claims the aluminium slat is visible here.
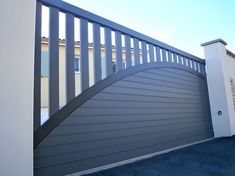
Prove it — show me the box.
[156,46,161,62]
[34,1,42,130]
[168,51,172,63]
[125,35,132,67]
[141,41,147,63]
[104,27,113,76]
[149,44,155,62]
[173,53,177,63]
[65,13,75,102]
[93,23,102,83]
[133,38,140,65]
[80,18,89,91]
[162,49,167,62]
[49,6,59,116]
[115,31,123,71]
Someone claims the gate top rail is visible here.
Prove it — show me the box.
[39,0,204,64]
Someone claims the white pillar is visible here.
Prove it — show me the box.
[0,0,35,175]
[201,39,233,137]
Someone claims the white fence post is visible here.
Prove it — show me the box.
[201,39,235,137]
[0,0,35,175]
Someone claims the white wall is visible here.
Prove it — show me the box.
[224,53,235,134]
[202,39,235,137]
[0,0,35,175]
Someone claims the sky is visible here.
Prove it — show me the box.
[44,0,235,58]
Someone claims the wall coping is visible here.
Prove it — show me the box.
[201,39,227,46]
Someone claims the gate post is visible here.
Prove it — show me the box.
[201,39,235,137]
[0,0,36,175]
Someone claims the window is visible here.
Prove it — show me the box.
[74,56,80,72]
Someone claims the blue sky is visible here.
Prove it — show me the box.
[60,0,235,58]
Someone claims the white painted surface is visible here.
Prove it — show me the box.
[202,40,235,137]
[0,0,35,175]
[224,54,235,134]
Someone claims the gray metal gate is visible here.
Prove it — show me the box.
[34,0,213,175]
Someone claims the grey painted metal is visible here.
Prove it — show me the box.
[93,23,102,83]
[156,47,161,62]
[149,44,155,63]
[115,31,123,71]
[34,62,206,147]
[183,56,187,66]
[34,65,213,175]
[193,61,197,71]
[168,51,172,63]
[197,63,201,73]
[104,27,112,76]
[178,55,183,65]
[125,35,132,68]
[39,0,204,64]
[65,13,75,102]
[34,1,42,130]
[173,53,177,63]
[80,18,89,91]
[185,58,189,67]
[49,6,59,116]
[141,41,147,63]
[133,38,140,65]
[162,49,167,62]
[189,60,192,68]
[200,64,206,75]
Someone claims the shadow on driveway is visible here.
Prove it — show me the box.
[84,136,235,176]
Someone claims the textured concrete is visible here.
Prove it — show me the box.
[84,136,235,176]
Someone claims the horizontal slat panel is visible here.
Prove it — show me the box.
[117,79,206,95]
[63,113,209,126]
[82,99,205,108]
[134,71,203,87]
[122,76,204,92]
[35,66,212,175]
[73,108,209,117]
[101,86,206,99]
[34,133,211,176]
[54,119,210,138]
[112,81,206,96]
[35,123,209,158]
[149,67,202,80]
[37,120,211,150]
[131,73,204,89]
[92,92,208,104]
[36,130,211,168]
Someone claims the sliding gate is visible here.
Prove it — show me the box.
[34,0,213,175]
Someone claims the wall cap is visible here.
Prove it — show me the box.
[201,39,227,46]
